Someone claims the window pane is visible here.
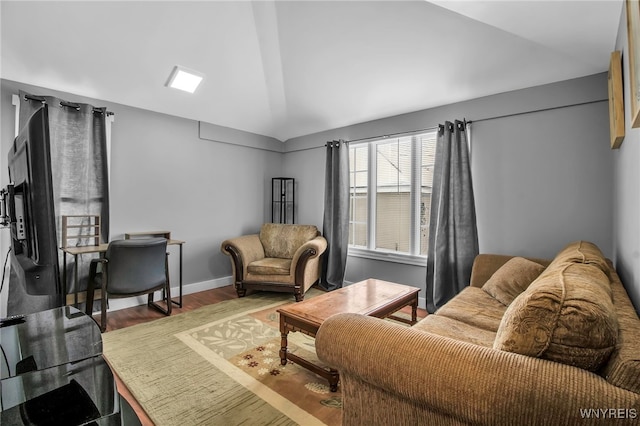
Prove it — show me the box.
[349,145,368,247]
[376,138,412,253]
[420,133,437,255]
[347,130,437,257]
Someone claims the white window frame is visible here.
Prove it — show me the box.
[348,130,436,266]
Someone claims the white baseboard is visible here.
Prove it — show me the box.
[104,276,427,312]
[106,276,233,312]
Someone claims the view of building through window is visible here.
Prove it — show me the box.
[348,130,436,256]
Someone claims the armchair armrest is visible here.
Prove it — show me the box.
[316,313,639,425]
[220,234,265,282]
[290,236,327,266]
[291,235,327,283]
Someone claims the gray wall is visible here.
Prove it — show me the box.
[2,69,626,313]
[613,6,640,313]
[472,102,612,259]
[284,73,613,303]
[0,79,283,310]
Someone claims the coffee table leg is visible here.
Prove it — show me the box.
[411,298,418,324]
[279,325,289,366]
[329,369,339,392]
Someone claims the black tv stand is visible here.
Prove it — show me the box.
[0,306,140,425]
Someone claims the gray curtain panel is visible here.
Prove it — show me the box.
[9,91,110,315]
[320,140,350,291]
[425,120,478,313]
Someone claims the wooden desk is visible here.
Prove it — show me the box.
[61,238,185,308]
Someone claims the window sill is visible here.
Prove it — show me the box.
[347,247,427,267]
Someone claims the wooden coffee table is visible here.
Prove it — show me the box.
[277,278,420,392]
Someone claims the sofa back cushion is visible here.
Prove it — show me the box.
[481,257,546,306]
[549,240,611,277]
[493,261,618,371]
[260,223,319,259]
[600,274,640,394]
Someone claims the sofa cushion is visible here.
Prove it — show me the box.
[549,240,610,276]
[435,287,507,332]
[259,223,319,259]
[481,257,546,306]
[414,315,496,348]
[600,276,640,394]
[247,258,291,275]
[493,262,618,371]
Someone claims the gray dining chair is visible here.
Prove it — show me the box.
[85,237,171,332]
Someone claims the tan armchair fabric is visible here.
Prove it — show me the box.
[221,223,327,301]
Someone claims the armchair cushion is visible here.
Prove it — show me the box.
[247,258,291,275]
[259,223,320,259]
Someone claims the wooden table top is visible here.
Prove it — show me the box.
[61,239,185,255]
[277,278,420,327]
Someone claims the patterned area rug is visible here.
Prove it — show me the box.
[102,289,342,426]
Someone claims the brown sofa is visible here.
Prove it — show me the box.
[221,223,327,301]
[316,241,640,425]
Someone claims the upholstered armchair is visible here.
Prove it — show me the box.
[221,223,327,302]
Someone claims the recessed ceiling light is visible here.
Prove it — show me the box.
[166,65,204,93]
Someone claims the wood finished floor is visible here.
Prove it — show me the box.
[100,285,428,425]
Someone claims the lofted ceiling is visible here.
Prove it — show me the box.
[0,0,624,142]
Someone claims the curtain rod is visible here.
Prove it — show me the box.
[23,93,114,116]
[344,98,607,145]
[466,99,606,125]
[347,125,440,144]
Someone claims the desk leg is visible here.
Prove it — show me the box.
[170,244,183,308]
[73,254,79,307]
[62,251,67,306]
[179,243,183,307]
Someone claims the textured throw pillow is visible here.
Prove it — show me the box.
[482,257,546,306]
[493,262,618,371]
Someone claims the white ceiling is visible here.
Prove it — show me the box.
[0,0,624,142]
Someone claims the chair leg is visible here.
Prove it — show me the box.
[85,279,95,317]
[236,284,246,298]
[100,280,108,333]
[148,292,172,315]
[86,259,107,332]
[148,269,172,316]
[85,274,107,333]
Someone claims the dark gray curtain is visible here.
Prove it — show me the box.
[425,120,478,313]
[320,139,350,291]
[8,91,110,315]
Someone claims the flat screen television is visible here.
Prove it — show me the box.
[5,105,61,300]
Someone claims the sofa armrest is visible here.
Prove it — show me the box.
[220,234,265,281]
[470,254,552,287]
[316,313,640,425]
